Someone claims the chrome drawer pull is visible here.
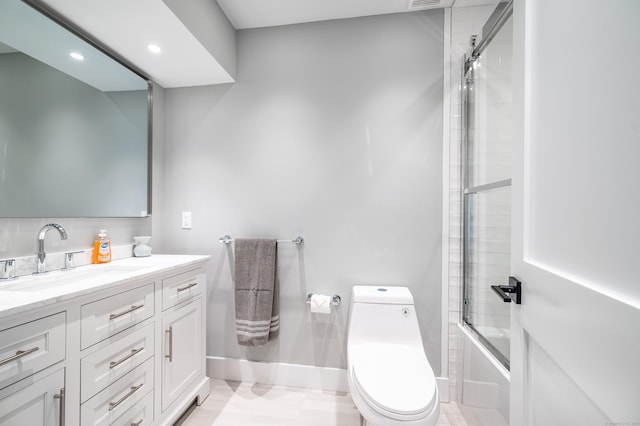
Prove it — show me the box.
[109,348,143,369]
[0,346,39,367]
[176,282,197,293]
[110,304,144,320]
[165,326,173,362]
[54,387,65,426]
[109,384,143,411]
[131,420,143,426]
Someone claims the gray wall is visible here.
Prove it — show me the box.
[0,217,150,259]
[156,10,444,373]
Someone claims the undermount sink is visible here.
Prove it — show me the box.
[0,262,151,292]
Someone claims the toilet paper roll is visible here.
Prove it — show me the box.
[310,294,331,314]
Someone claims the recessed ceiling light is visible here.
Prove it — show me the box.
[147,44,162,54]
[69,52,84,61]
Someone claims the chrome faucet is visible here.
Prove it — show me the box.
[35,223,68,274]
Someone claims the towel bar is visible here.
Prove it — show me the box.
[219,235,304,246]
[306,293,341,307]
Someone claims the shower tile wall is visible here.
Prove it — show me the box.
[447,4,496,402]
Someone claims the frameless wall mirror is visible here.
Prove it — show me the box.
[0,0,151,217]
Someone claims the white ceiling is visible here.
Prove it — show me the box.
[217,0,500,29]
[38,0,499,88]
[217,0,454,30]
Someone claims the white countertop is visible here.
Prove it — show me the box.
[0,254,210,319]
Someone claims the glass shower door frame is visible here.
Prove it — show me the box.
[461,2,513,371]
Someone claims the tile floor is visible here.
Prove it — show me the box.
[176,379,508,426]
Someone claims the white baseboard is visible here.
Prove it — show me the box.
[436,377,450,402]
[207,356,451,402]
[206,357,349,393]
[157,377,210,426]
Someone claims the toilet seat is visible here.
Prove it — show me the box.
[351,342,437,420]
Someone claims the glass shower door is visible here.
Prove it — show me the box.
[462,12,513,369]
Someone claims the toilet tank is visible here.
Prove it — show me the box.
[348,286,424,348]
[351,286,414,305]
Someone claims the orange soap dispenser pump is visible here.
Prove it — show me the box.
[92,229,112,264]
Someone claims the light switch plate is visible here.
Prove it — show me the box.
[181,211,192,229]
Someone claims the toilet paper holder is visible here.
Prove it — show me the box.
[306,293,341,308]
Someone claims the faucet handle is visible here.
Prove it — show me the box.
[62,251,83,270]
[0,259,16,280]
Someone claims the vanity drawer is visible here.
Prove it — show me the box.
[81,356,154,426]
[0,312,65,389]
[162,269,203,310]
[109,390,153,426]
[81,322,154,402]
[81,283,155,349]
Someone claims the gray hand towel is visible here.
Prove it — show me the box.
[234,238,279,346]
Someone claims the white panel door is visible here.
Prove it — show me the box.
[510,1,640,425]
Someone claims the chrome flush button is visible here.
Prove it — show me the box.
[402,308,410,317]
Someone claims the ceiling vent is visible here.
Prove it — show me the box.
[408,0,442,9]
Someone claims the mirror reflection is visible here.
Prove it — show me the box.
[0,0,150,217]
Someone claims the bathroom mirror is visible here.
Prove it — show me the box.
[0,0,151,217]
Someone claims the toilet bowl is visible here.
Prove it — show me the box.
[347,286,439,426]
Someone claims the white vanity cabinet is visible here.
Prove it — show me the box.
[160,268,205,412]
[0,367,65,426]
[80,282,155,350]
[80,356,155,426]
[0,311,66,389]
[0,255,210,426]
[80,322,155,403]
[0,311,67,426]
[162,299,202,410]
[161,268,203,311]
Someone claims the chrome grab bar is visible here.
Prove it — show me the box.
[110,304,144,320]
[0,346,39,367]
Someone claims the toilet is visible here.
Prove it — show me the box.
[347,286,440,426]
